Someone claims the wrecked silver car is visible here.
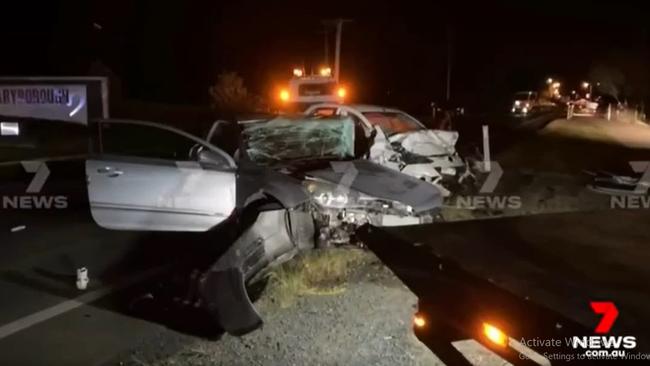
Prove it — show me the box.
[304,104,471,196]
[240,116,443,246]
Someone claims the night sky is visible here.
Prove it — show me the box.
[2,1,648,114]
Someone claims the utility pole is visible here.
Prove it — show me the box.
[318,27,330,66]
[323,18,352,82]
[446,24,453,102]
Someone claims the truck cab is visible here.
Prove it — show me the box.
[277,67,347,112]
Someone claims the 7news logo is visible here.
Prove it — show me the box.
[1,161,68,210]
[569,302,636,359]
[609,161,650,209]
[455,161,522,210]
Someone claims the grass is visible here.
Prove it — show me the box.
[265,247,373,307]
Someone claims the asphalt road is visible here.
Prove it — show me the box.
[383,209,650,348]
[0,213,225,366]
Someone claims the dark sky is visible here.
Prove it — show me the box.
[2,0,649,112]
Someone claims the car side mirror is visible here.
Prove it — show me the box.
[198,149,227,168]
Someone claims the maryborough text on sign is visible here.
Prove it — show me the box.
[0,87,70,105]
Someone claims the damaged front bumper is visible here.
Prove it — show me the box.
[303,160,444,246]
[312,205,435,246]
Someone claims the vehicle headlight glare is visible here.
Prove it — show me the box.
[314,192,349,207]
[304,179,414,215]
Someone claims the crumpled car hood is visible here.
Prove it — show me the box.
[306,160,443,213]
[389,129,458,156]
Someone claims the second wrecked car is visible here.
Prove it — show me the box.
[304,103,471,196]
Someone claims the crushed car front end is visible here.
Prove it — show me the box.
[303,171,439,246]
[241,116,443,247]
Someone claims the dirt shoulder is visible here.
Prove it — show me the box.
[114,249,509,366]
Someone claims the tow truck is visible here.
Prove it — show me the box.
[276,67,347,112]
[358,209,650,365]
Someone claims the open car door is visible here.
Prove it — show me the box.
[87,120,237,232]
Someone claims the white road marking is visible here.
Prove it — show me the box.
[0,264,172,340]
[10,225,26,233]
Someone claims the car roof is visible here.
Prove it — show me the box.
[310,103,404,114]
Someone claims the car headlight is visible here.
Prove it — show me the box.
[304,179,366,209]
[391,200,414,215]
[303,179,413,215]
[314,191,349,207]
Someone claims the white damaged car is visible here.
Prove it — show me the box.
[305,104,469,195]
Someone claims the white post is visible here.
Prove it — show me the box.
[482,125,491,172]
[76,267,89,290]
[330,18,352,83]
[607,105,612,121]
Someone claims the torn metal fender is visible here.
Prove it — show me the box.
[200,266,262,335]
[199,209,315,335]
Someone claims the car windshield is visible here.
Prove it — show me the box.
[361,112,424,136]
[243,117,355,165]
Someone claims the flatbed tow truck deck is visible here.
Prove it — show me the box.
[358,209,650,365]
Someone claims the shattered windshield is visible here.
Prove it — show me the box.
[243,117,355,165]
[362,112,424,136]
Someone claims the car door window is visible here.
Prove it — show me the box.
[99,122,232,168]
[101,122,197,161]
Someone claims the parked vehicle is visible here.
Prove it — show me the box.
[570,98,599,116]
[510,91,538,116]
[304,103,470,196]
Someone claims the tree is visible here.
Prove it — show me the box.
[589,51,650,104]
[208,72,258,116]
[589,65,625,99]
